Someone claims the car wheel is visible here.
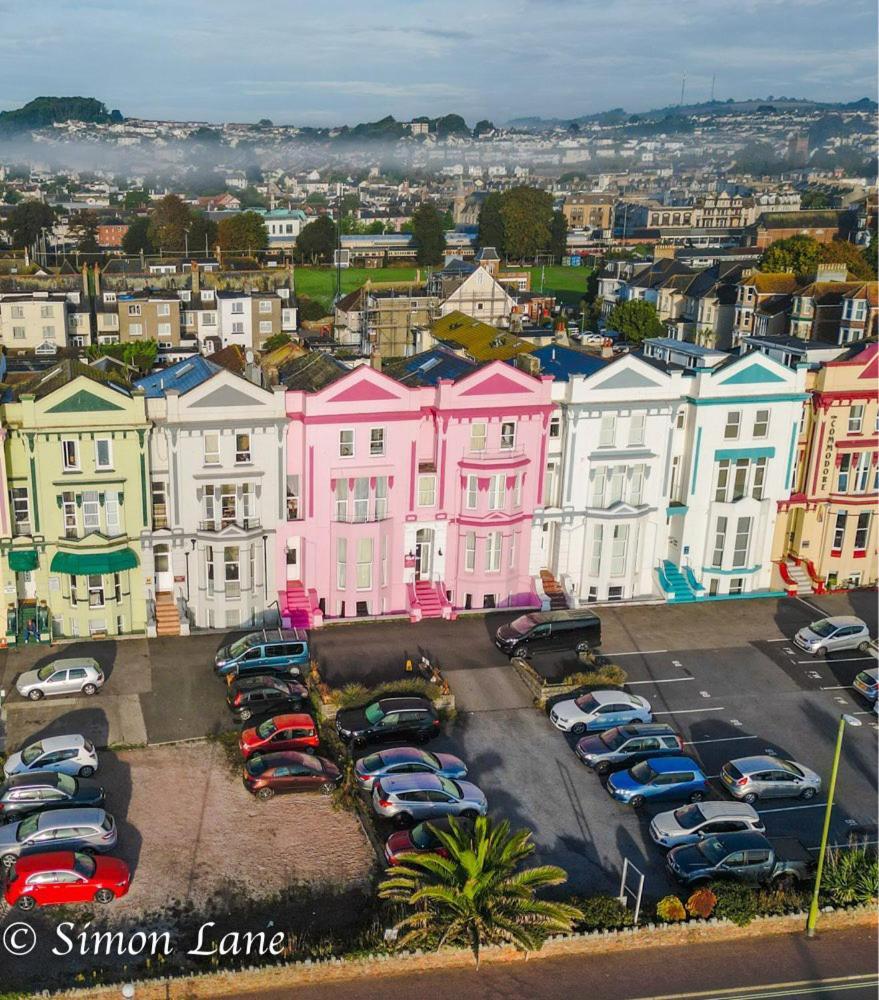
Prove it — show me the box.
[94,889,115,904]
[1,853,17,868]
[814,646,827,658]
[461,809,478,820]
[239,709,252,721]
[801,787,817,800]
[16,894,36,911]
[256,787,274,801]
[689,791,706,803]
[27,689,44,701]
[394,812,413,829]
[513,645,527,659]
[742,792,758,805]
[416,731,430,745]
[629,795,645,809]
[773,873,796,891]
[319,782,334,796]
[305,747,316,756]
[571,723,586,736]
[82,684,97,696]
[858,641,870,653]
[596,762,611,776]
[79,766,95,778]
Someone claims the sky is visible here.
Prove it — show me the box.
[1,0,876,125]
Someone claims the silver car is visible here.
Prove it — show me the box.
[3,735,98,779]
[793,616,871,657]
[354,747,467,792]
[16,658,105,701]
[0,808,116,868]
[720,755,821,805]
[650,801,765,848]
[372,773,487,826]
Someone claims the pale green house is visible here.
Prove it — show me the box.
[0,360,150,643]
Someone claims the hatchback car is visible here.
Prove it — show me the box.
[336,697,440,748]
[550,689,652,736]
[649,801,764,848]
[226,674,309,722]
[853,666,879,702]
[0,808,117,868]
[372,774,487,827]
[354,747,467,792]
[16,658,104,701]
[0,771,104,823]
[576,724,683,775]
[793,616,871,657]
[5,850,130,910]
[606,756,709,808]
[3,735,98,779]
[384,815,474,866]
[720,756,821,804]
[238,713,318,758]
[242,751,340,800]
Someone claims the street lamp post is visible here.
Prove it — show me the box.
[805,712,862,937]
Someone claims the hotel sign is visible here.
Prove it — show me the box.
[819,414,837,492]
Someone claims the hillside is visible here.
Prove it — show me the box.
[0,96,122,133]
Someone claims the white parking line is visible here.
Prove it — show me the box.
[603,649,669,657]
[758,803,827,813]
[798,658,870,665]
[684,735,760,745]
[820,685,855,691]
[626,677,695,686]
[808,838,879,851]
[796,596,826,615]
[653,706,726,716]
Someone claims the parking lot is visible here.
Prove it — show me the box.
[0,592,876,902]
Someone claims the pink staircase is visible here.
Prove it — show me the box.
[408,580,456,622]
[280,580,323,629]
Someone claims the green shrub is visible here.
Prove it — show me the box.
[710,882,758,926]
[573,894,634,931]
[656,894,687,922]
[820,843,879,907]
[337,682,370,708]
[686,887,716,919]
[563,664,628,690]
[335,678,441,709]
[331,759,361,813]
[756,884,809,916]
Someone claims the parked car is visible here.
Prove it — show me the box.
[649,801,765,849]
[242,751,340,800]
[550,689,652,736]
[606,756,709,808]
[0,808,117,868]
[853,666,879,702]
[5,850,130,910]
[666,832,815,888]
[384,815,474,866]
[226,674,309,722]
[793,616,871,657]
[495,609,601,659]
[238,713,319,759]
[720,756,821,804]
[0,772,104,823]
[3,735,98,779]
[372,774,487,827]
[354,747,467,792]
[336,697,440,748]
[576,724,683,775]
[214,628,309,679]
[15,658,104,701]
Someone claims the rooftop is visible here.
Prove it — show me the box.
[135,355,221,397]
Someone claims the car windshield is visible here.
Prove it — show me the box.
[808,619,836,638]
[57,774,76,795]
[22,743,43,765]
[17,814,39,841]
[856,670,877,685]
[364,703,385,725]
[507,614,537,636]
[73,851,96,878]
[228,635,257,657]
[599,728,626,750]
[256,719,277,739]
[439,777,461,799]
[698,837,729,864]
[37,665,56,681]
[629,761,657,783]
[410,823,436,850]
[361,753,383,772]
[575,693,598,712]
[673,804,706,830]
[246,757,268,775]
[779,760,804,778]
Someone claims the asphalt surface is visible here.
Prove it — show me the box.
[233,924,879,1000]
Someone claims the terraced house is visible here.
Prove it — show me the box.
[0,361,149,643]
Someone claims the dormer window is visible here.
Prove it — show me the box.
[104,292,117,304]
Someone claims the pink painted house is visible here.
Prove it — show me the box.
[278,359,554,626]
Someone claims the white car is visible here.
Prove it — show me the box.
[649,801,764,849]
[16,657,104,701]
[793,616,871,657]
[549,689,652,736]
[3,735,98,779]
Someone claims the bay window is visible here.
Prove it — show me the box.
[732,517,752,568]
[466,474,478,510]
[832,512,846,551]
[375,477,389,520]
[224,546,240,598]
[711,516,727,567]
[417,475,436,507]
[488,473,504,510]
[485,531,501,572]
[610,525,628,577]
[356,538,373,590]
[335,479,348,521]
[336,538,347,589]
[464,532,476,572]
[854,512,871,551]
[589,524,603,577]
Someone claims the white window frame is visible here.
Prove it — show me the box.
[417,474,436,507]
[712,516,727,567]
[465,474,478,510]
[848,405,864,435]
[610,524,629,577]
[235,432,251,464]
[62,439,79,471]
[94,438,113,470]
[339,429,354,458]
[335,479,348,521]
[500,421,516,450]
[732,516,752,568]
[724,411,741,440]
[203,433,220,466]
[628,412,646,447]
[369,427,385,456]
[589,523,603,577]
[487,473,505,510]
[753,409,770,438]
[464,532,476,572]
[599,413,616,448]
[356,537,373,590]
[485,531,501,573]
[336,537,347,589]
[469,422,487,452]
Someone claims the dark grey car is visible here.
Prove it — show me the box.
[576,724,683,775]
[0,771,105,823]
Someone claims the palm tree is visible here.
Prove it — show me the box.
[378,816,581,968]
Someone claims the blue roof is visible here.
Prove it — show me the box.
[384,347,478,386]
[135,356,221,398]
[514,345,608,382]
[646,756,703,773]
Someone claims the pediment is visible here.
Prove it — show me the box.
[324,378,402,403]
[190,384,265,408]
[459,372,531,396]
[46,389,124,413]
[592,367,662,391]
[718,361,786,386]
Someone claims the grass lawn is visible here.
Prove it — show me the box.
[511,265,594,305]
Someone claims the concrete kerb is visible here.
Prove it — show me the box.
[50,905,877,1000]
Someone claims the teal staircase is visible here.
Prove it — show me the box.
[658,560,699,603]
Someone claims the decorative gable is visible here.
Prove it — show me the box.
[190,384,264,408]
[459,372,532,396]
[46,390,124,413]
[324,377,402,403]
[718,361,786,386]
[593,367,662,391]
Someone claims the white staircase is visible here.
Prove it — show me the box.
[784,559,814,594]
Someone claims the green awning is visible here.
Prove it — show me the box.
[50,548,139,576]
[8,549,38,572]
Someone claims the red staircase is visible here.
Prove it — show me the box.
[280,580,322,629]
[540,570,568,610]
[408,580,456,622]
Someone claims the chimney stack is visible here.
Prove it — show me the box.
[81,263,89,297]
[191,260,200,294]
[371,348,382,373]
[92,262,101,297]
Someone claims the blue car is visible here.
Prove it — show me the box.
[606,755,709,809]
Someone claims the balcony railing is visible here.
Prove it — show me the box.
[12,520,32,537]
[198,517,261,532]
[464,446,527,462]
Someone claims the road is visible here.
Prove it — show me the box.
[234,924,878,1000]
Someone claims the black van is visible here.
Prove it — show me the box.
[495,609,601,659]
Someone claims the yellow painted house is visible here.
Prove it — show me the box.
[0,360,149,643]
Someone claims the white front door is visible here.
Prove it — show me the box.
[286,539,301,584]
[415,529,433,581]
[16,571,36,601]
[154,545,173,593]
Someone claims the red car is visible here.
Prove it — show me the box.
[238,713,318,758]
[243,751,340,800]
[384,815,473,866]
[5,850,130,910]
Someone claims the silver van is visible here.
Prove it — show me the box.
[0,807,117,867]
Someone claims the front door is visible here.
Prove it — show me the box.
[154,544,173,593]
[16,571,36,601]
[415,529,433,581]
[286,539,300,584]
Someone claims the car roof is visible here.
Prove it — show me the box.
[693,801,759,819]
[374,747,431,764]
[857,666,879,679]
[375,697,432,711]
[31,807,106,827]
[13,851,80,875]
[247,751,313,767]
[704,831,770,851]
[25,734,87,752]
[588,689,641,705]
[647,756,700,772]
[810,616,866,628]
[232,674,286,690]
[619,724,677,737]
[3,771,63,789]
[730,755,794,773]
[46,657,99,670]
[258,713,313,728]
[381,773,447,792]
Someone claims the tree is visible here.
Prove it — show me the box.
[123,189,150,211]
[239,186,268,209]
[7,200,55,248]
[608,299,665,344]
[217,211,268,254]
[261,332,292,353]
[295,215,337,263]
[379,816,581,968]
[818,240,877,280]
[68,211,100,256]
[188,211,218,257]
[800,189,832,210]
[122,216,154,256]
[476,192,504,253]
[147,194,190,252]
[549,210,568,263]
[759,234,820,278]
[499,186,554,260]
[410,203,446,266]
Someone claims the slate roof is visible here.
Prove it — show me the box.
[383,347,478,386]
[515,344,608,382]
[3,359,132,401]
[135,356,222,398]
[279,351,350,391]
